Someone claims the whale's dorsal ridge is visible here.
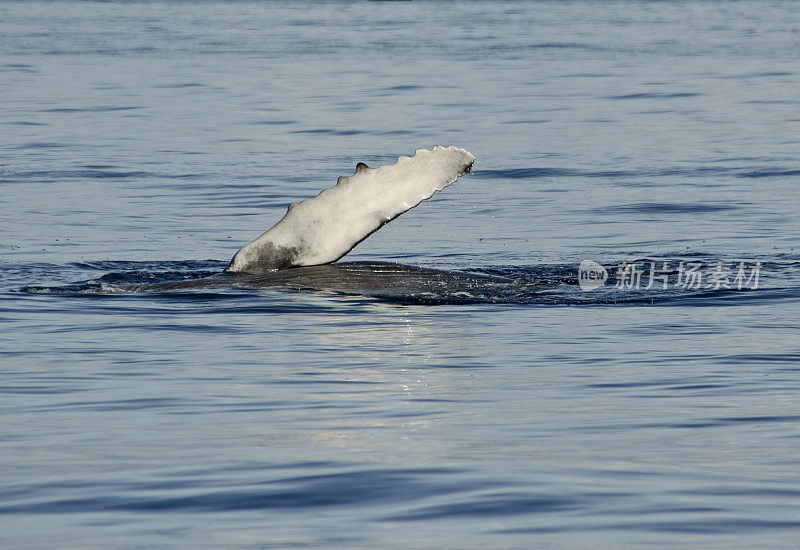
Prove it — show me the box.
[225,146,475,274]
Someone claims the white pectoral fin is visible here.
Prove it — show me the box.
[225,146,475,274]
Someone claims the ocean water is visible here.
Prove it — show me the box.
[2,0,800,547]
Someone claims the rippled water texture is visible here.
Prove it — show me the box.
[2,1,800,548]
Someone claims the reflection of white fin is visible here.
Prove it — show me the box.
[225,146,475,273]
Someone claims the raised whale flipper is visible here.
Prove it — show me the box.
[225,146,475,274]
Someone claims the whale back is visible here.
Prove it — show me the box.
[225,146,474,274]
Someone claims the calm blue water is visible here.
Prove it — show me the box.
[2,0,800,547]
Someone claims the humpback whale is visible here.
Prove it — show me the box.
[24,146,520,302]
[225,146,475,274]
